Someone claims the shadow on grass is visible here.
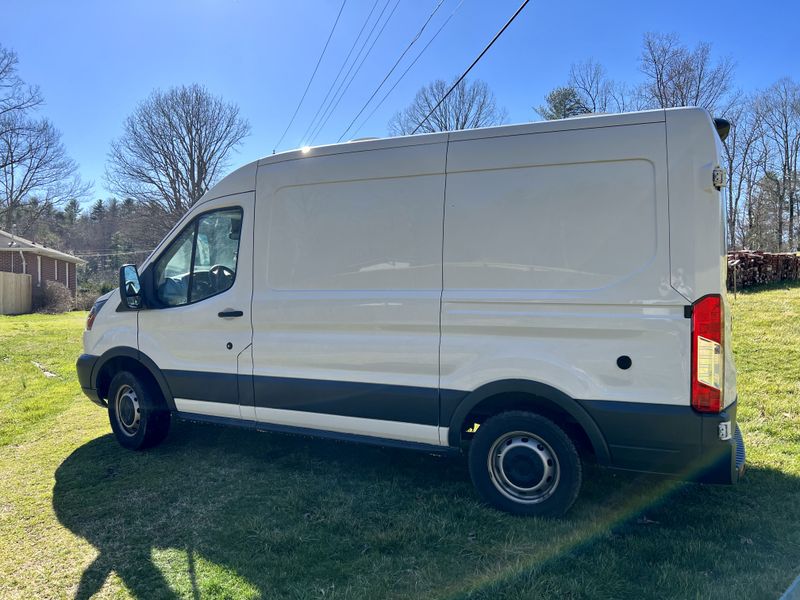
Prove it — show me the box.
[53,421,800,599]
[54,421,472,599]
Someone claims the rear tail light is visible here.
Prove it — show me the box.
[691,294,724,412]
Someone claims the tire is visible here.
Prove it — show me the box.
[468,411,581,517]
[108,371,171,450]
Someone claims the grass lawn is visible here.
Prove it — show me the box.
[1,287,799,599]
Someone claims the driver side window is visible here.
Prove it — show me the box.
[154,207,243,307]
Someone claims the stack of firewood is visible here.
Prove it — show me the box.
[727,251,800,290]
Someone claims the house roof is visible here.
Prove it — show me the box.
[0,229,86,264]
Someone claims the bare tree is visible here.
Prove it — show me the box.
[753,79,800,250]
[106,84,250,227]
[538,60,648,121]
[568,60,615,113]
[738,138,772,250]
[388,78,507,135]
[0,116,87,232]
[0,45,42,161]
[569,60,650,114]
[640,32,735,114]
[721,96,764,248]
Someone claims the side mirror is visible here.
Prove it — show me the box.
[119,264,142,309]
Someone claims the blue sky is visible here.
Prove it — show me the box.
[2,0,798,200]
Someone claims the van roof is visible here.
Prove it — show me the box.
[205,107,704,202]
[258,108,678,167]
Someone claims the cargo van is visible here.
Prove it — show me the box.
[77,107,744,516]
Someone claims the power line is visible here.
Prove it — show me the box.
[307,0,401,145]
[411,0,531,134]
[298,0,382,147]
[75,249,153,258]
[349,0,464,139]
[272,0,348,153]
[306,0,395,145]
[337,0,447,143]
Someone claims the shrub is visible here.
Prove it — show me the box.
[75,280,117,311]
[75,291,98,312]
[32,281,74,314]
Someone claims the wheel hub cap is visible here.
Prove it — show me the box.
[488,432,560,504]
[115,385,140,436]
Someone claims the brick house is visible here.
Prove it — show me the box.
[0,229,86,298]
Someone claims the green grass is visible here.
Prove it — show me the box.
[1,288,799,599]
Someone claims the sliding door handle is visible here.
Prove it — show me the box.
[218,310,244,318]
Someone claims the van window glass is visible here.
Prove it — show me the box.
[154,225,195,306]
[154,207,242,306]
[190,208,242,303]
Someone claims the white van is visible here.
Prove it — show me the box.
[77,107,744,516]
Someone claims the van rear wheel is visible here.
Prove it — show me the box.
[108,371,170,450]
[468,411,581,517]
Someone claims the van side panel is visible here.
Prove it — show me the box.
[444,159,657,290]
[441,121,692,407]
[250,143,447,445]
[665,108,737,408]
[665,108,728,302]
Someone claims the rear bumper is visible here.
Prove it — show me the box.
[579,398,743,484]
[76,354,104,407]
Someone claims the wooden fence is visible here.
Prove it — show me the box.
[0,272,32,315]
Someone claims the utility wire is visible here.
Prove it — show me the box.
[272,0,347,153]
[75,249,153,258]
[411,0,530,134]
[298,0,382,147]
[337,0,447,142]
[349,0,464,139]
[306,0,395,145]
[307,0,401,145]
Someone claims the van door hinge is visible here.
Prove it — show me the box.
[712,167,727,190]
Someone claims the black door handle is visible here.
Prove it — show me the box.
[218,310,244,318]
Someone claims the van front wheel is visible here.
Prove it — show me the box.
[108,371,171,450]
[468,411,581,517]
